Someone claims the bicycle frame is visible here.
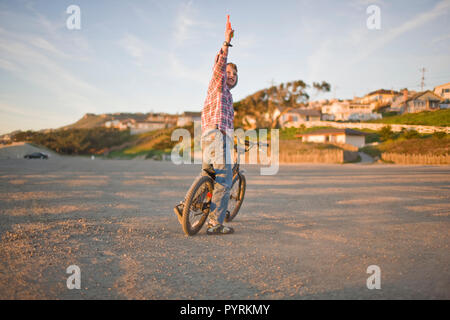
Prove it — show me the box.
[203,138,263,190]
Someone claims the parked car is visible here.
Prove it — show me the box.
[24,152,48,159]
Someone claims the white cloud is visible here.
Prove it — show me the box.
[0,11,126,118]
[0,57,18,73]
[306,0,450,82]
[432,33,450,44]
[117,33,146,65]
[168,52,207,84]
[173,0,214,47]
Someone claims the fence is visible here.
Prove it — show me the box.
[276,141,344,163]
[382,152,450,164]
[302,121,450,134]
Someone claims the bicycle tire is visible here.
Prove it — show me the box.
[226,173,246,222]
[182,175,214,236]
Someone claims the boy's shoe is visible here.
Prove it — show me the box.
[173,202,184,224]
[206,223,234,235]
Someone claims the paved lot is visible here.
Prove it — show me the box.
[0,157,449,299]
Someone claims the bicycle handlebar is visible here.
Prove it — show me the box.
[234,139,269,153]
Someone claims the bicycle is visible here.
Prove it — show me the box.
[173,138,267,236]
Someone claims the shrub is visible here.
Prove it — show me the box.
[379,125,394,141]
[401,129,420,139]
[433,131,446,139]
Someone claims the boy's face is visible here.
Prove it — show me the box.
[226,65,237,89]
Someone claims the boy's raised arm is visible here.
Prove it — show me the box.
[211,16,235,85]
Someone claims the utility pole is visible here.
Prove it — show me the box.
[420,67,426,91]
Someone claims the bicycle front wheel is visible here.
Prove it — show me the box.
[226,173,246,222]
[182,175,214,236]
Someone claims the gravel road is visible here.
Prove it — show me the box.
[0,156,449,299]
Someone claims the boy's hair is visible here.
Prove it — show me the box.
[227,62,238,73]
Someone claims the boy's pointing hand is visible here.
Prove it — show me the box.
[225,15,234,42]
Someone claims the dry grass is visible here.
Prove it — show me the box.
[277,140,344,164]
[382,152,450,164]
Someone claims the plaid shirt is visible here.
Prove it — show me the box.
[201,48,234,134]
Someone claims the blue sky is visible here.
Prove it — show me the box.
[0,0,449,134]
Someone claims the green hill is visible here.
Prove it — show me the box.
[368,109,450,127]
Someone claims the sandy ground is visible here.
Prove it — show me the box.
[0,156,449,300]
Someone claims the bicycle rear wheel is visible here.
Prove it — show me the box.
[226,173,246,222]
[182,175,214,236]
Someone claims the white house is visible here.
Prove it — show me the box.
[297,128,367,148]
[434,82,450,109]
[275,107,321,128]
[321,101,381,121]
[177,111,201,127]
[130,121,166,135]
[360,89,400,105]
[434,82,450,101]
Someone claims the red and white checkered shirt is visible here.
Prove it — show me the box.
[201,48,234,134]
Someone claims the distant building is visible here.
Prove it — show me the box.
[147,113,177,127]
[360,89,400,105]
[434,82,450,101]
[130,120,167,135]
[177,111,201,127]
[433,82,450,109]
[0,134,11,144]
[104,119,136,130]
[321,101,381,121]
[401,91,442,114]
[104,119,120,128]
[297,128,367,148]
[389,89,417,113]
[275,107,321,128]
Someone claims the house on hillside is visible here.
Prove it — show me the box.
[104,119,136,130]
[177,111,201,127]
[389,89,417,113]
[147,113,166,122]
[360,89,400,105]
[296,128,367,148]
[321,101,381,121]
[130,120,167,135]
[434,82,450,101]
[274,107,321,128]
[147,113,177,127]
[434,82,450,109]
[104,119,120,129]
[0,134,11,144]
[118,119,136,130]
[401,91,443,114]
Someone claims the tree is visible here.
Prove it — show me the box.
[234,80,331,129]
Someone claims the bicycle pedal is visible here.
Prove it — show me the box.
[173,203,183,224]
